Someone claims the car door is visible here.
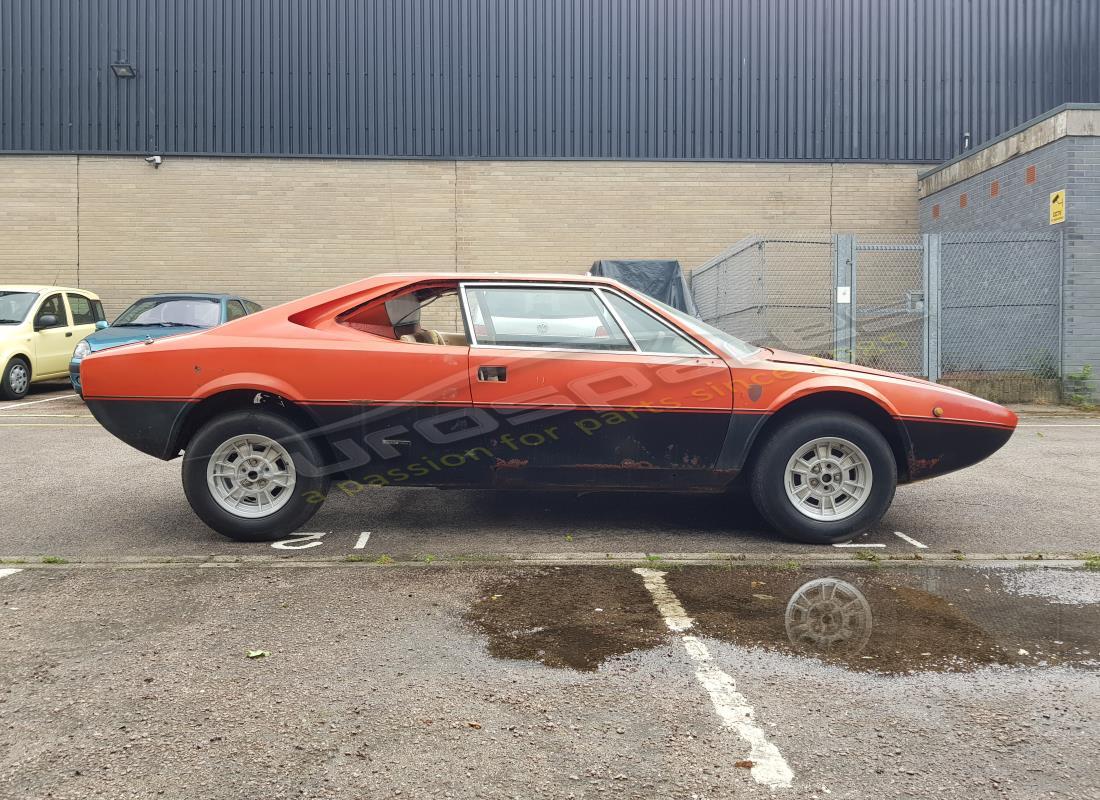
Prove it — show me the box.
[321,283,482,488]
[461,282,734,489]
[32,293,74,377]
[65,293,100,347]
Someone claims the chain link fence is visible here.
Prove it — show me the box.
[937,232,1062,402]
[691,236,835,358]
[691,232,1063,403]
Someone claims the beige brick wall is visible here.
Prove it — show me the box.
[457,161,920,272]
[77,157,457,315]
[0,156,78,288]
[0,155,919,317]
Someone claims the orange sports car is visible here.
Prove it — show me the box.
[79,273,1017,544]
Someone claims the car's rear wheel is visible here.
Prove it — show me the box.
[182,411,328,542]
[749,411,896,544]
[1,357,31,401]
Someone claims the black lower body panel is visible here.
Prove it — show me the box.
[85,398,193,460]
[902,419,1014,482]
[85,397,737,491]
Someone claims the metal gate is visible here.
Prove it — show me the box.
[835,235,926,375]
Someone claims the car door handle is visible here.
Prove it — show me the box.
[477,365,507,382]
[65,332,73,337]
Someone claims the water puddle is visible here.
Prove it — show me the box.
[467,565,1100,674]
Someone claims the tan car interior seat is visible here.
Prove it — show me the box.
[399,329,468,346]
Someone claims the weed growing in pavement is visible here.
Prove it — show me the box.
[419,554,437,564]
[375,554,395,565]
[853,550,880,563]
[0,559,27,565]
[643,554,664,569]
[41,556,67,564]
[1083,553,1100,571]
[344,555,365,563]
[782,560,801,571]
[1064,364,1095,409]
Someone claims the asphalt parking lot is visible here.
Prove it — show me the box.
[2,385,1099,799]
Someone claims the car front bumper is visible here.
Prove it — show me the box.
[69,359,83,395]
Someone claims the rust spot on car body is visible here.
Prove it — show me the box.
[908,455,943,478]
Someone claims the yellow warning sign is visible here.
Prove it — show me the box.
[1050,190,1065,225]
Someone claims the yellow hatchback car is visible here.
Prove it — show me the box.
[0,286,107,401]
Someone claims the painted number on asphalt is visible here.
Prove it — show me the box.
[271,532,329,550]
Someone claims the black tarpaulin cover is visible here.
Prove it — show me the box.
[588,259,699,316]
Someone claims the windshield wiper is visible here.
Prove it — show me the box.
[0,318,22,324]
[160,322,205,328]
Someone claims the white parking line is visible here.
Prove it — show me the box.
[354,531,372,549]
[831,543,886,548]
[0,568,23,580]
[893,531,928,549]
[0,394,75,411]
[634,567,794,790]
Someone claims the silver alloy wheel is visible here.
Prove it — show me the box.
[206,434,297,519]
[783,436,873,522]
[8,363,29,395]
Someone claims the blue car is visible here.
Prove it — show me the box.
[70,293,262,395]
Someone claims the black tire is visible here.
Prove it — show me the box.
[182,410,329,542]
[1,357,31,401]
[749,411,896,545]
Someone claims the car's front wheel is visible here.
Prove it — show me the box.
[749,411,897,544]
[1,357,31,401]
[182,411,328,541]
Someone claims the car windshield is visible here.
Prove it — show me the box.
[648,296,761,359]
[0,291,39,324]
[113,297,221,328]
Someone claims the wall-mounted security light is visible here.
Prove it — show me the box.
[144,155,163,168]
[110,63,137,78]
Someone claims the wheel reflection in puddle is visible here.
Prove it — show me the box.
[785,577,873,657]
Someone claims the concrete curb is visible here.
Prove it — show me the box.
[0,552,1093,570]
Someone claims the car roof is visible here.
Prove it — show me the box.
[372,271,615,283]
[0,285,99,296]
[256,272,624,319]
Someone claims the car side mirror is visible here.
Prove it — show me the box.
[95,320,109,330]
[35,314,58,330]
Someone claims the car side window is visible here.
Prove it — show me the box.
[35,294,68,329]
[601,292,706,356]
[464,286,633,351]
[243,300,263,315]
[92,300,107,323]
[67,294,97,325]
[225,300,247,321]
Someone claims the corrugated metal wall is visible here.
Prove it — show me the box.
[2,0,1098,162]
